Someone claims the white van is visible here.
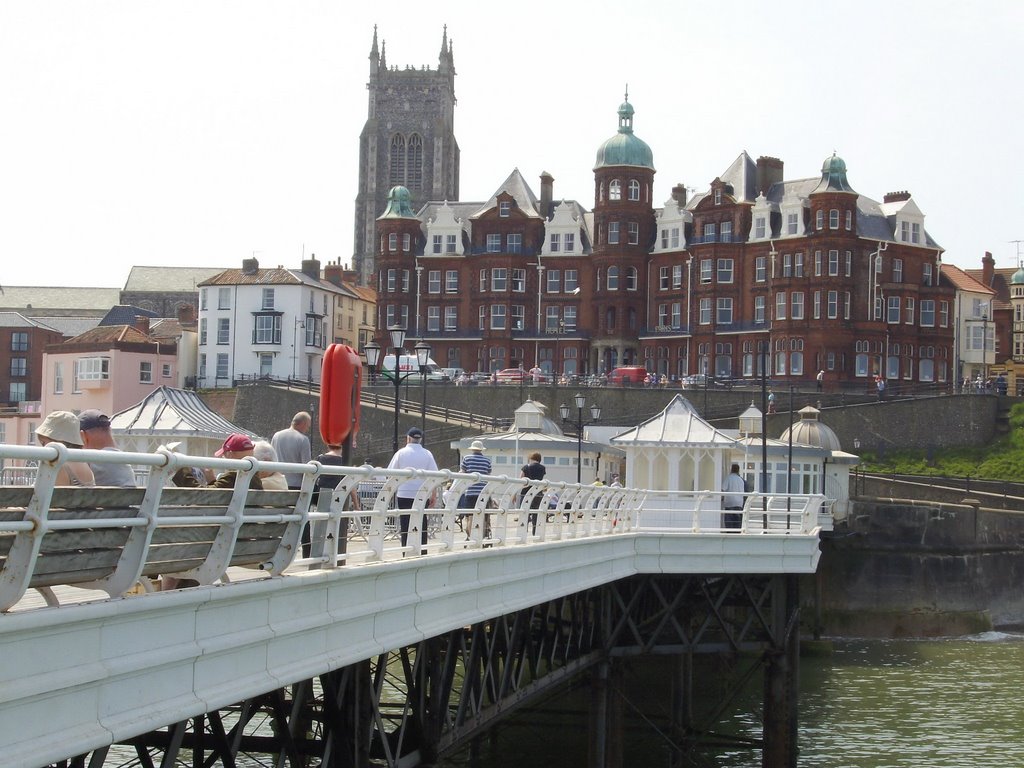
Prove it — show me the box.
[380,354,447,382]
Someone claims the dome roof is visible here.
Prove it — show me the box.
[778,406,843,452]
[378,185,416,219]
[810,152,856,194]
[594,99,654,171]
[1012,266,1024,285]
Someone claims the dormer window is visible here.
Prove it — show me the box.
[628,180,640,201]
[610,180,621,201]
[499,201,511,217]
[755,216,766,239]
[787,212,799,235]
[714,189,722,205]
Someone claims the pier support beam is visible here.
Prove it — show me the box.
[762,575,800,768]
[588,659,623,768]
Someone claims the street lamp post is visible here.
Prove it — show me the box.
[559,392,601,484]
[363,326,432,453]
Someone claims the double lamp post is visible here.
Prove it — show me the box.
[560,393,601,484]
[363,325,432,453]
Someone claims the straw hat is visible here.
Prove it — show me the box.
[469,440,486,452]
[36,411,84,447]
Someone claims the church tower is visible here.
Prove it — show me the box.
[352,26,460,285]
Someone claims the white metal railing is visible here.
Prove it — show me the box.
[0,442,826,610]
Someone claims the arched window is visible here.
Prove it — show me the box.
[628,180,640,201]
[829,209,839,229]
[609,180,622,201]
[626,266,638,290]
[607,266,620,291]
[406,134,423,189]
[389,134,406,186]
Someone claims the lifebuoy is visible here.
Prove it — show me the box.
[320,344,362,446]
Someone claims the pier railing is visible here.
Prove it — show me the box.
[0,443,826,611]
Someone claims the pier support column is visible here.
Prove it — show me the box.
[762,575,800,768]
[669,652,693,768]
[588,659,623,768]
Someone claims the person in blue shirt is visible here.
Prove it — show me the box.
[459,440,491,512]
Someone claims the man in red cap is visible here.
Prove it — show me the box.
[212,433,263,489]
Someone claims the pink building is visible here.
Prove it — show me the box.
[41,325,178,416]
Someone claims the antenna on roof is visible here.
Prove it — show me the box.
[1011,240,1024,267]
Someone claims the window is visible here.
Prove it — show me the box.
[717,258,734,283]
[775,292,787,320]
[53,362,63,394]
[783,254,792,277]
[427,270,441,293]
[402,234,411,252]
[563,306,577,329]
[492,268,508,291]
[795,253,804,277]
[923,263,933,286]
[432,234,442,254]
[507,234,522,253]
[672,264,683,288]
[444,306,457,331]
[546,270,561,293]
[512,269,526,292]
[607,267,619,291]
[199,318,207,345]
[827,291,838,319]
[813,291,821,319]
[845,251,852,277]
[628,222,639,245]
[259,288,274,310]
[844,292,852,319]
[550,233,561,252]
[216,353,229,380]
[846,210,853,230]
[912,222,921,244]
[657,304,669,327]
[499,201,511,217]
[628,179,640,201]
[755,256,766,283]
[217,318,230,344]
[893,258,903,283]
[609,180,621,201]
[445,270,458,293]
[386,269,397,292]
[253,314,281,344]
[626,267,638,290]
[659,266,670,290]
[754,296,766,324]
[939,301,949,327]
[388,233,398,252]
[855,353,870,377]
[703,223,716,242]
[887,296,901,324]
[162,363,172,378]
[427,307,441,332]
[200,288,207,311]
[920,300,936,326]
[139,361,153,384]
[564,233,575,252]
[814,251,822,276]
[564,270,579,292]
[660,229,669,249]
[76,357,110,382]
[511,305,525,330]
[608,222,620,245]
[905,298,915,324]
[720,221,733,243]
[790,351,803,375]
[714,189,722,205]
[828,250,839,276]
[479,270,487,292]
[716,298,733,325]
[701,259,713,283]
[9,383,26,403]
[755,216,766,239]
[478,306,486,330]
[699,298,712,325]
[446,234,457,253]
[9,357,26,377]
[671,302,682,327]
[791,292,805,320]
[787,212,799,235]
[486,234,501,253]
[829,209,839,229]
[816,210,824,230]
[546,306,561,332]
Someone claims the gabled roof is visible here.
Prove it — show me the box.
[0,311,60,331]
[122,266,227,292]
[471,169,542,219]
[611,395,736,447]
[941,264,995,295]
[718,151,758,203]
[110,386,260,440]
[965,266,1016,310]
[64,325,155,345]
[29,316,102,338]
[198,267,303,287]
[99,305,161,326]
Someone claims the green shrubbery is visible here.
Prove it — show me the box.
[858,403,1024,481]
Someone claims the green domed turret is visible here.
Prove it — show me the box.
[811,152,856,194]
[379,185,416,218]
[594,98,654,171]
[1012,266,1024,286]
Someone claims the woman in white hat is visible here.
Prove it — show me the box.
[35,411,95,487]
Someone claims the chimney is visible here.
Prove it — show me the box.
[177,304,196,325]
[883,191,912,204]
[539,172,554,218]
[324,260,344,286]
[242,257,259,274]
[134,315,150,335]
[343,264,359,283]
[301,254,321,280]
[755,156,784,197]
[671,183,688,207]
[982,251,995,287]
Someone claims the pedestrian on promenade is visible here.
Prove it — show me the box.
[520,451,546,535]
[271,411,312,491]
[386,427,438,554]
[79,409,136,486]
[816,370,824,392]
[876,376,886,401]
[459,440,492,538]
[36,411,95,487]
[721,463,745,530]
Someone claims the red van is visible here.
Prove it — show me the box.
[607,366,648,386]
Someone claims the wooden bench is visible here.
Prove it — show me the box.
[0,485,306,611]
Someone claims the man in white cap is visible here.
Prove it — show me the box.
[386,427,438,553]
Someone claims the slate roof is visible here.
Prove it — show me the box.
[0,311,60,331]
[611,395,736,447]
[29,316,102,338]
[99,305,161,326]
[122,266,227,292]
[110,386,260,441]
[471,168,543,219]
[0,286,120,312]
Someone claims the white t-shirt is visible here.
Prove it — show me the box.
[722,472,746,509]
[387,442,438,499]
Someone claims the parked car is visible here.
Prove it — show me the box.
[681,373,731,389]
[440,367,465,382]
[607,366,649,386]
[495,367,528,384]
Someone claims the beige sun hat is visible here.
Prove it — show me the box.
[469,440,486,452]
[36,411,84,447]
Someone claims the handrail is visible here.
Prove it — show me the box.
[0,443,826,611]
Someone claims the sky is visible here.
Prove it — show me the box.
[1,0,1022,289]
